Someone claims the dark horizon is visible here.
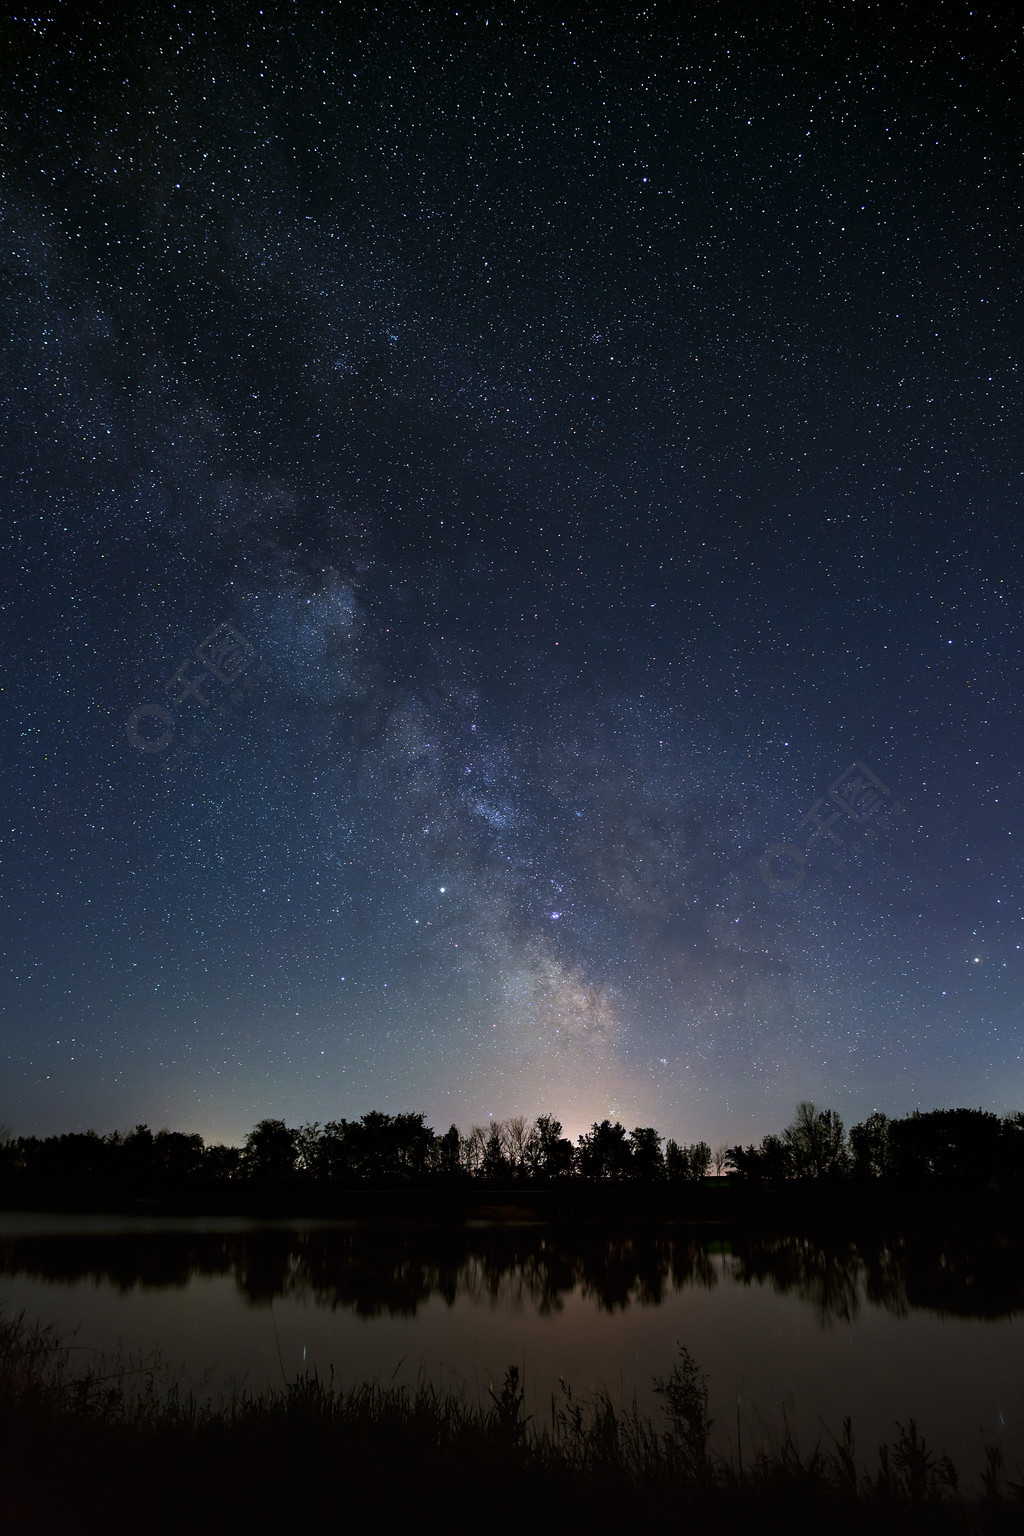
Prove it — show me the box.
[3,1100,1019,1198]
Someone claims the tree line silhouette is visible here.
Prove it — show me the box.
[1,1100,1022,1204]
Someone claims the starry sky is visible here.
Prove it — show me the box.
[2,2,1022,1148]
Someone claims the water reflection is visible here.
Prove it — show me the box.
[1,1225,1021,1324]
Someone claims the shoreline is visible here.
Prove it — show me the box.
[1,1184,1021,1229]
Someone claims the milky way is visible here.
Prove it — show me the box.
[2,4,1022,1144]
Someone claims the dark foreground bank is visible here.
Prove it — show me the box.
[1,1312,1021,1536]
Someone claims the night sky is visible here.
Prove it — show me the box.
[2,3,1022,1148]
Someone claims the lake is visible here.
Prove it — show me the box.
[2,1213,1022,1482]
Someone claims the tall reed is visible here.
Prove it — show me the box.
[1,1311,1020,1534]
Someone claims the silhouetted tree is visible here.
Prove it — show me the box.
[204,1143,242,1185]
[529,1115,574,1179]
[336,1111,437,1182]
[664,1139,686,1181]
[316,1120,356,1185]
[887,1108,1002,1186]
[294,1122,324,1180]
[153,1130,205,1191]
[629,1126,665,1182]
[348,1112,396,1180]
[665,1140,711,1183]
[1001,1112,1024,1188]
[111,1124,155,1195]
[461,1125,488,1175]
[481,1122,512,1181]
[28,1131,112,1200]
[0,1125,14,1201]
[760,1133,795,1182]
[505,1116,531,1175]
[435,1123,462,1179]
[724,1143,755,1181]
[783,1102,848,1179]
[725,1134,794,1185]
[396,1112,436,1178]
[243,1119,299,1186]
[577,1121,632,1180]
[850,1110,891,1180]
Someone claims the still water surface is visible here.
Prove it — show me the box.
[2,1213,1022,1480]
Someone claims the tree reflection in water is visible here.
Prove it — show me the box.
[1,1225,1022,1325]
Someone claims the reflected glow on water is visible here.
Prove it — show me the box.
[1,1215,1022,1477]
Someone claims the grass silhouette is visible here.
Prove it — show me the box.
[1,1310,1022,1533]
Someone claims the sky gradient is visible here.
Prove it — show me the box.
[2,2,1022,1147]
